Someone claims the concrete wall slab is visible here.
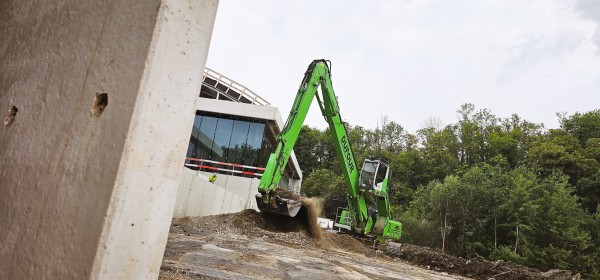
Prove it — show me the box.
[174,168,266,217]
[90,1,218,278]
[184,175,205,217]
[0,0,218,279]
[173,169,194,218]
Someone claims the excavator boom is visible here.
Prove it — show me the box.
[256,59,402,241]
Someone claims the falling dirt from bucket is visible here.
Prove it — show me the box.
[299,197,323,241]
[266,188,323,241]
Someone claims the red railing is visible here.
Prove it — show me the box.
[185,157,264,177]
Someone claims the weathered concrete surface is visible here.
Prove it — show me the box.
[0,0,218,279]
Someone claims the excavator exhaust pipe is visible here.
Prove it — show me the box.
[255,193,303,217]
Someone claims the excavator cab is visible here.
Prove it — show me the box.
[359,159,389,192]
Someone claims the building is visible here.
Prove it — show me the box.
[172,67,303,218]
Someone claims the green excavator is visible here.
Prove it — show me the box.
[255,59,402,243]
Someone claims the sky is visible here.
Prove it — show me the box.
[205,0,600,133]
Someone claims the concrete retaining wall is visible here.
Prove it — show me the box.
[173,168,259,218]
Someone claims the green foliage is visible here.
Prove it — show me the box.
[490,246,526,264]
[402,165,508,256]
[301,168,344,198]
[399,185,440,248]
[295,105,600,277]
[419,126,460,180]
[577,172,600,213]
[559,109,600,145]
[587,207,600,279]
[294,126,338,177]
[503,171,591,271]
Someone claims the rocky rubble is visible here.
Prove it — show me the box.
[386,244,575,280]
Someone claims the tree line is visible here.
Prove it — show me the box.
[296,104,600,278]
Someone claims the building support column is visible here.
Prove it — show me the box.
[0,0,218,279]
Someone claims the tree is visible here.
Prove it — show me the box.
[500,169,539,258]
[380,117,406,154]
[527,129,600,213]
[497,170,592,271]
[370,115,406,157]
[559,110,600,146]
[347,125,369,156]
[587,206,600,278]
[577,172,600,214]
[302,168,342,197]
[319,127,339,172]
[419,126,459,181]
[456,103,484,165]
[422,115,444,132]
[529,173,591,271]
[429,178,454,254]
[294,125,324,176]
[402,165,506,257]
[527,132,582,181]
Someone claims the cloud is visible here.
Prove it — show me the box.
[207,0,600,133]
[574,0,600,55]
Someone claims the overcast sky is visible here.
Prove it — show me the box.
[206,0,600,133]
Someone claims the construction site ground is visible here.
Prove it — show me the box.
[159,210,574,280]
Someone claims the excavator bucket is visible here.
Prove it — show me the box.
[255,193,303,217]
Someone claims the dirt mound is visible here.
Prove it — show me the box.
[325,232,380,257]
[171,209,376,255]
[389,244,574,280]
[174,209,299,234]
[171,209,324,249]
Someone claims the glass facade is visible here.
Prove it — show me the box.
[186,112,271,175]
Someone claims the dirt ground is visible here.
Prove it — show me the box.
[159,209,574,280]
[386,244,575,280]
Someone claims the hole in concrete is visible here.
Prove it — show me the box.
[4,105,18,126]
[91,93,108,118]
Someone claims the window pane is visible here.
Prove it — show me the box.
[186,141,194,159]
[186,113,269,176]
[258,136,272,168]
[376,164,387,184]
[227,120,250,164]
[359,162,377,189]
[243,122,265,166]
[212,118,234,161]
[188,115,203,158]
[197,116,217,159]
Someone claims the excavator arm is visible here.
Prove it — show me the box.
[256,59,401,241]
